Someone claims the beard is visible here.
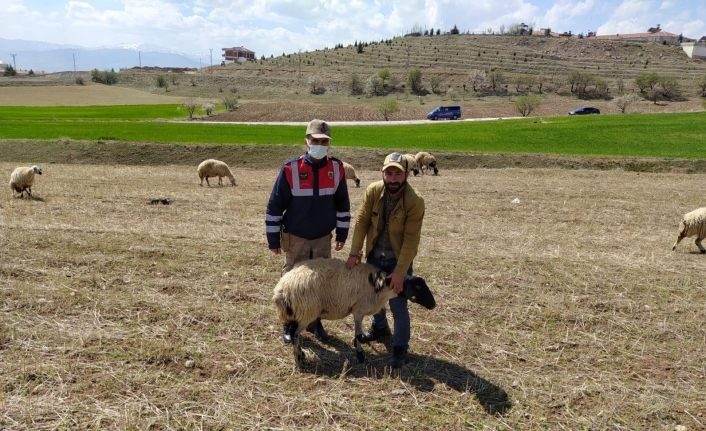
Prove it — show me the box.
[384,179,406,194]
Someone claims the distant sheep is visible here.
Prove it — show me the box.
[10,165,43,198]
[273,258,436,366]
[672,207,706,253]
[197,159,236,186]
[415,152,438,175]
[401,154,420,176]
[342,161,361,187]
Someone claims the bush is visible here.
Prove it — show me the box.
[365,75,385,97]
[156,75,168,89]
[513,94,542,117]
[202,103,215,116]
[3,65,17,76]
[181,100,199,120]
[222,95,239,111]
[614,94,640,113]
[377,99,400,121]
[350,73,364,95]
[407,68,424,95]
[90,68,118,85]
[307,75,326,95]
[75,76,85,85]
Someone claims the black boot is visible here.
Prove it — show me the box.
[389,346,408,369]
[359,324,391,344]
[306,318,328,342]
[282,321,297,344]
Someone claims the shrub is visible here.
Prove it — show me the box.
[513,94,542,117]
[222,95,239,111]
[181,100,199,120]
[407,68,424,95]
[156,75,168,89]
[3,65,17,76]
[307,75,326,95]
[365,75,385,97]
[90,69,118,85]
[377,99,400,121]
[75,76,85,85]
[350,73,364,95]
[614,94,640,113]
[202,103,215,116]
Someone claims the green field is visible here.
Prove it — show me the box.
[2,105,706,159]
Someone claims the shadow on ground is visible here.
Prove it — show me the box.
[295,335,512,415]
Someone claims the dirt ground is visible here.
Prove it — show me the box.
[1,162,705,429]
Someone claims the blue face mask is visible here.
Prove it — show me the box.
[308,145,329,160]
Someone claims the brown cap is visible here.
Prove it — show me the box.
[382,152,408,172]
[306,119,332,139]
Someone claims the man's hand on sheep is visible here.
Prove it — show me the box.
[270,248,282,255]
[346,255,361,269]
[335,241,345,251]
[389,272,405,294]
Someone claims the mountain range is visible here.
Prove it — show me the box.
[0,38,202,73]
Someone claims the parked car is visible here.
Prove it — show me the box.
[426,105,462,120]
[569,107,600,115]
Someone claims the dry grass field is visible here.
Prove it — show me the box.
[2,161,705,429]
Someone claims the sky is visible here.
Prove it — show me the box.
[1,0,705,61]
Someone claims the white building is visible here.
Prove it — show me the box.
[681,42,706,59]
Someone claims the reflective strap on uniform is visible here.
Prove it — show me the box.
[290,161,314,196]
[336,211,351,218]
[266,225,281,233]
[265,214,283,222]
[336,221,350,228]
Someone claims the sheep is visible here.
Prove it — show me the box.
[9,165,42,198]
[342,161,361,187]
[197,159,236,186]
[414,151,439,176]
[402,154,420,176]
[672,207,706,253]
[273,258,436,367]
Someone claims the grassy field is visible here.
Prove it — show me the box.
[1,162,705,429]
[2,110,706,159]
[0,105,187,121]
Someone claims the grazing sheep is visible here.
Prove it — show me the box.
[342,161,361,187]
[414,152,439,176]
[197,159,236,186]
[273,258,436,366]
[402,154,420,176]
[9,165,42,198]
[672,207,706,253]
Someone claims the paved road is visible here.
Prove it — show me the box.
[192,117,524,126]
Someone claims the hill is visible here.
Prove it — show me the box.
[3,34,706,120]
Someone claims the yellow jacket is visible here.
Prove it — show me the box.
[350,180,425,277]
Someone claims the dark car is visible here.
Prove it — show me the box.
[426,106,462,120]
[569,107,600,115]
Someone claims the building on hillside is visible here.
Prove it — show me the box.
[222,46,255,64]
[594,29,680,44]
[681,41,706,59]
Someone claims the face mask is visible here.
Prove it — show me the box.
[308,145,329,160]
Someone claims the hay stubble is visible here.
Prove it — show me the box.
[1,163,705,429]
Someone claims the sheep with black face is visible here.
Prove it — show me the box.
[272,258,435,367]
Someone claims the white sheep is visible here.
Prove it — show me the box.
[672,207,706,253]
[414,152,439,175]
[402,153,420,176]
[197,159,236,186]
[9,165,43,198]
[342,161,361,187]
[273,258,436,367]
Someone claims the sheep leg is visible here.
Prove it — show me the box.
[353,315,365,363]
[205,177,211,187]
[696,237,706,254]
[218,176,223,186]
[673,233,686,251]
[289,321,305,367]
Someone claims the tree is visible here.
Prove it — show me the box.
[356,43,364,54]
[377,99,400,121]
[487,70,505,92]
[365,75,385,97]
[635,72,659,94]
[181,100,199,120]
[658,75,680,100]
[513,94,542,117]
[429,75,443,94]
[377,68,391,86]
[307,75,326,94]
[3,65,16,76]
[614,94,640,113]
[468,69,486,92]
[222,95,239,111]
[202,103,215,116]
[156,75,168,90]
[407,68,424,95]
[350,73,364,95]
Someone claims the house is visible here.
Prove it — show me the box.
[594,30,680,44]
[222,46,255,63]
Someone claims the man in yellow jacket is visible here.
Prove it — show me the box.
[346,152,425,368]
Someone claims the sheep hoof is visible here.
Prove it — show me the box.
[356,350,365,363]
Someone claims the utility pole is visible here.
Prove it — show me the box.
[72,53,76,73]
[209,48,213,73]
[138,50,141,68]
[10,53,17,71]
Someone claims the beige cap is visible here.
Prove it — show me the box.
[382,152,408,172]
[306,119,332,139]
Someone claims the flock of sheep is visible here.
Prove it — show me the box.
[9,149,706,368]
